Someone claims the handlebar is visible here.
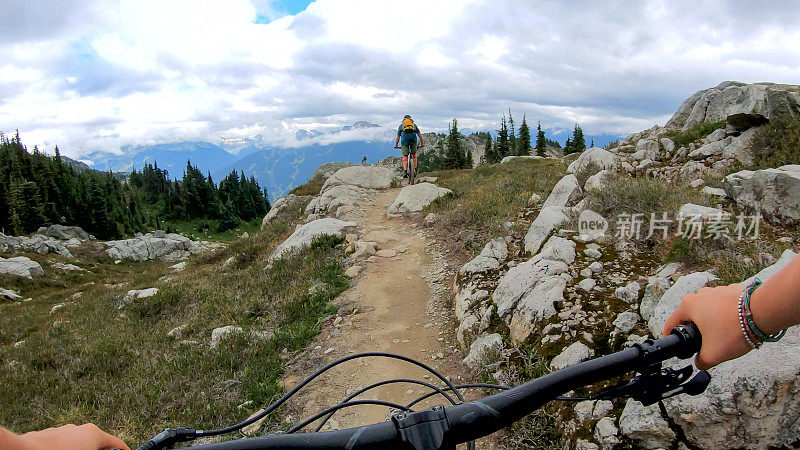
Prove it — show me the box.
[170,324,701,450]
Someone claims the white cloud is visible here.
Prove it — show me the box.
[1,0,799,157]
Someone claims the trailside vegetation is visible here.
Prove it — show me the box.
[0,132,146,239]
[0,133,270,238]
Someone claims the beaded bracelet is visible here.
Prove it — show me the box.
[742,278,786,344]
[738,280,759,349]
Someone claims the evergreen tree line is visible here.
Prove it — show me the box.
[418,118,473,171]
[0,132,146,239]
[0,132,270,238]
[127,161,270,232]
[484,109,590,162]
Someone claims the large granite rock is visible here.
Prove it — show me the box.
[641,250,800,448]
[567,148,619,182]
[305,184,374,217]
[492,258,569,318]
[261,194,311,229]
[39,224,91,241]
[387,183,452,215]
[321,166,395,191]
[508,275,566,344]
[523,206,567,255]
[0,232,73,257]
[0,256,44,279]
[542,174,582,209]
[665,81,800,130]
[105,233,218,262]
[270,218,357,261]
[459,238,508,276]
[722,165,800,225]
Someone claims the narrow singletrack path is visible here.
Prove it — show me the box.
[284,188,460,431]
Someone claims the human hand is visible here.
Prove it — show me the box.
[662,284,751,370]
[418,142,424,148]
[17,424,129,450]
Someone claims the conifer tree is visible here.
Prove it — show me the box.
[10,181,46,234]
[443,118,465,169]
[465,148,474,167]
[518,115,532,156]
[497,116,510,159]
[483,133,496,163]
[535,120,547,157]
[572,123,586,153]
[507,109,517,155]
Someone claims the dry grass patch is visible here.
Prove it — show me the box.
[0,204,348,445]
[425,158,567,254]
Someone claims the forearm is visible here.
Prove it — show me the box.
[750,254,800,334]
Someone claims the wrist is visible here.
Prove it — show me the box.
[749,284,784,335]
[747,278,791,342]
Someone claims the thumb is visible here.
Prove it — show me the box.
[661,304,686,337]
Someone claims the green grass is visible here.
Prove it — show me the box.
[424,158,567,253]
[0,200,348,444]
[161,217,264,243]
[660,120,726,147]
[582,174,704,239]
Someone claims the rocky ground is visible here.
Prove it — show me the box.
[453,81,800,449]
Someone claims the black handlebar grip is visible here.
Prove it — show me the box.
[671,323,702,359]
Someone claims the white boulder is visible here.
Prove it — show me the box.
[524,207,567,254]
[463,333,503,369]
[387,183,452,215]
[722,165,800,225]
[492,258,569,317]
[0,256,44,279]
[550,341,594,370]
[567,148,619,180]
[509,275,566,344]
[270,218,357,260]
[322,166,395,191]
[542,174,582,209]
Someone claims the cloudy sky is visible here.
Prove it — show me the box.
[1,0,799,157]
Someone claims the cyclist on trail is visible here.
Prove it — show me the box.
[4,253,799,449]
[393,114,424,179]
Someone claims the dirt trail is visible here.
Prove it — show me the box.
[283,188,465,431]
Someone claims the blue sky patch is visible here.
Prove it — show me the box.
[254,0,314,23]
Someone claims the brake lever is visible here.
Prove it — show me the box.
[593,365,711,406]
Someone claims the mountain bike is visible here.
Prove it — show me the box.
[408,153,416,186]
[135,324,709,450]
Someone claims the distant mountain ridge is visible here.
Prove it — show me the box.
[84,120,622,200]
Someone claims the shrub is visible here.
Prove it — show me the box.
[660,120,726,147]
[750,117,800,169]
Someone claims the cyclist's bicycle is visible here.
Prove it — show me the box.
[136,324,710,450]
[395,142,422,186]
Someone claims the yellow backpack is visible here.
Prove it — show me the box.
[402,117,415,132]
